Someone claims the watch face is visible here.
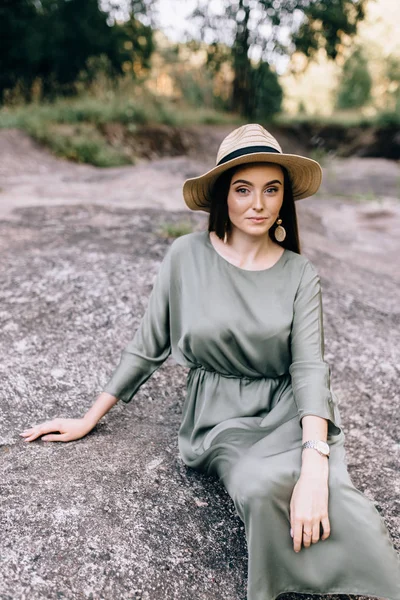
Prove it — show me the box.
[317,441,330,455]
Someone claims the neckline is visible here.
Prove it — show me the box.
[205,231,287,274]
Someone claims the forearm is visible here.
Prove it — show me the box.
[83,391,119,429]
[300,415,329,478]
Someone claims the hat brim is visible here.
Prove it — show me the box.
[183,152,322,211]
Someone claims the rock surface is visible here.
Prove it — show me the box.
[0,128,399,599]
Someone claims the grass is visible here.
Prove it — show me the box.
[0,95,241,129]
[308,147,334,167]
[348,191,382,203]
[0,86,242,166]
[157,221,195,238]
[1,81,397,167]
[319,189,385,203]
[274,109,400,128]
[28,122,132,167]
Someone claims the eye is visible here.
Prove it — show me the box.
[265,186,278,194]
[236,187,249,194]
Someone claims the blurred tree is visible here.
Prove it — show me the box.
[336,46,372,109]
[191,0,368,119]
[0,0,40,99]
[36,0,121,96]
[0,0,155,102]
[101,0,155,77]
[384,55,400,111]
[250,61,283,120]
[117,12,154,77]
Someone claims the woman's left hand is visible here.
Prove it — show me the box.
[289,458,330,553]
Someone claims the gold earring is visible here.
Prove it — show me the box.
[223,220,229,244]
[274,218,286,242]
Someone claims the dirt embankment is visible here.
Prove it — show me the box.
[99,121,400,161]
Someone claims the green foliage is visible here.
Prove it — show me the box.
[205,42,232,75]
[274,111,392,128]
[29,124,131,167]
[191,0,368,119]
[158,221,194,239]
[309,147,330,167]
[336,47,372,109]
[0,0,39,98]
[293,0,368,61]
[384,56,400,112]
[0,0,154,102]
[250,62,283,120]
[0,95,153,128]
[0,84,242,165]
[174,69,216,110]
[374,110,400,127]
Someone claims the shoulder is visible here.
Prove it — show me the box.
[168,231,205,253]
[160,231,205,274]
[283,249,318,274]
[165,231,206,264]
[282,250,321,292]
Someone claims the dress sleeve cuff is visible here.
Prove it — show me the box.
[290,361,342,437]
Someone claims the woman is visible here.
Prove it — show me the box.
[20,124,400,600]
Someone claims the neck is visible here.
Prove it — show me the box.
[227,227,278,262]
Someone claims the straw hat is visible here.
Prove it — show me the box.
[183,123,322,212]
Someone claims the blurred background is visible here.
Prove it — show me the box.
[1,0,399,165]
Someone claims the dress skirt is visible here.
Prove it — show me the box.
[184,370,400,600]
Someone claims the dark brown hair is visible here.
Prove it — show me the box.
[208,162,301,254]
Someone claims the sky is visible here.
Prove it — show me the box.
[154,0,291,73]
[155,0,198,42]
[100,0,326,75]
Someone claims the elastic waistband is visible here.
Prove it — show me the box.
[189,365,288,381]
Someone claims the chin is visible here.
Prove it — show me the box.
[243,224,270,236]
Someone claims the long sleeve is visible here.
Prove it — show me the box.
[103,246,173,404]
[289,261,342,437]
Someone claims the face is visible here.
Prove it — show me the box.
[226,163,284,238]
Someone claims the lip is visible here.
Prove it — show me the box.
[248,217,267,222]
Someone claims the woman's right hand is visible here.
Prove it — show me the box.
[19,417,95,443]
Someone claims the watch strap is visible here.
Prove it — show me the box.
[302,439,330,458]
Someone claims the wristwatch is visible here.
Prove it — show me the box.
[302,440,330,458]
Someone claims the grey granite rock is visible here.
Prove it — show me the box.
[1,196,399,600]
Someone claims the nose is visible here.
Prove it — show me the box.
[252,190,264,212]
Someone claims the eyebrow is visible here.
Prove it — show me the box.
[232,178,283,186]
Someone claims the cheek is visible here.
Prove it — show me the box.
[227,193,247,218]
[270,193,284,214]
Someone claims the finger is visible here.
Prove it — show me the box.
[22,420,56,432]
[321,516,331,540]
[311,521,320,544]
[22,431,46,442]
[302,522,313,548]
[21,422,62,442]
[293,522,303,553]
[20,427,39,436]
[289,511,295,540]
[41,433,69,442]
[20,428,42,437]
[33,420,62,435]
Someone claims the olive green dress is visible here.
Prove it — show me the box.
[104,230,400,600]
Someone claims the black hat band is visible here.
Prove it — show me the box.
[217,145,281,166]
